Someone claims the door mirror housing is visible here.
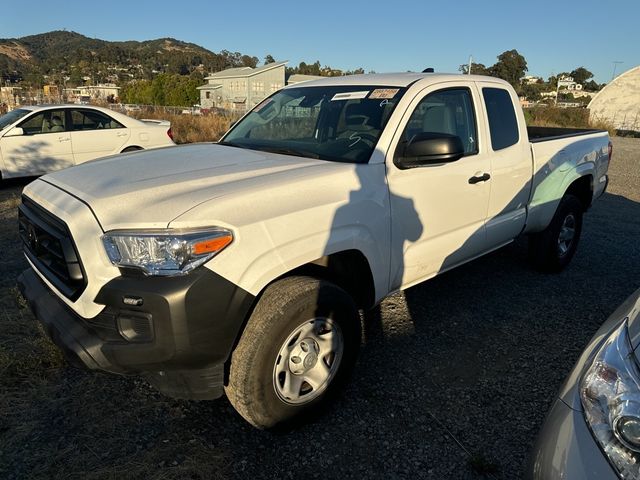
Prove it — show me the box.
[395,132,465,169]
[3,127,24,137]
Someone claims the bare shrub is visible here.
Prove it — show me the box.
[133,111,241,144]
[524,107,616,136]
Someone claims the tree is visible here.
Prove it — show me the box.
[521,83,542,102]
[458,62,491,76]
[583,79,601,92]
[241,55,259,68]
[569,67,593,85]
[490,49,528,88]
[264,54,276,64]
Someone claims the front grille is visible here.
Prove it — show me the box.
[18,196,87,300]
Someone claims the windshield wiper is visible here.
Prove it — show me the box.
[219,141,320,159]
[259,146,320,159]
[218,140,242,148]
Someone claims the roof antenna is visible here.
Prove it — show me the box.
[422,68,435,73]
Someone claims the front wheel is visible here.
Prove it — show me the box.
[528,194,584,272]
[225,276,360,429]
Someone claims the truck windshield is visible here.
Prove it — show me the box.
[0,108,31,131]
[221,85,406,163]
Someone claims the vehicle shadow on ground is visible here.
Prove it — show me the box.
[359,191,640,477]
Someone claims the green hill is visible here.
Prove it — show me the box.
[0,30,259,85]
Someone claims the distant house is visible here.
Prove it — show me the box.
[0,86,22,107]
[557,76,583,91]
[521,75,542,85]
[198,61,287,111]
[64,84,120,103]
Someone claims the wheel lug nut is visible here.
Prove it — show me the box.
[291,356,301,364]
[301,342,308,352]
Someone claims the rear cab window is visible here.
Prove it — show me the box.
[482,87,519,150]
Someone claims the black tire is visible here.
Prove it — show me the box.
[225,276,360,429]
[121,146,143,153]
[528,194,584,272]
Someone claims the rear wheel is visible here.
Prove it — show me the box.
[529,194,584,272]
[225,276,360,429]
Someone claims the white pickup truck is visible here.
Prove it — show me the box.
[17,73,611,429]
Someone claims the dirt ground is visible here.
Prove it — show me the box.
[0,137,638,479]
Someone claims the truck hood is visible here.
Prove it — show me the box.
[41,143,346,231]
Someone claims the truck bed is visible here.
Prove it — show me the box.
[527,126,605,143]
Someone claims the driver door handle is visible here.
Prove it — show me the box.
[468,173,491,184]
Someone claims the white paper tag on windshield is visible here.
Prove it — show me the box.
[331,91,369,101]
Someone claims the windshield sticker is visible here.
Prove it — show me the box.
[369,88,400,99]
[331,91,369,101]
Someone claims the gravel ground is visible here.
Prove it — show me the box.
[0,137,639,479]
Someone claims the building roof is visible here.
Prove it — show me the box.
[196,84,222,90]
[205,61,288,80]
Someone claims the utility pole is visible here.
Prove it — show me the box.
[468,55,473,75]
[611,61,623,81]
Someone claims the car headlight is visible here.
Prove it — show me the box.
[102,228,233,276]
[580,318,640,478]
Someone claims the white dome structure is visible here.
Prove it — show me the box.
[589,65,640,132]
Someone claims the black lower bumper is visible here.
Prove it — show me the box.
[18,267,255,400]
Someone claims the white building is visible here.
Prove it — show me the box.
[557,76,583,91]
[522,75,542,85]
[198,62,287,111]
[589,65,640,132]
[64,84,121,103]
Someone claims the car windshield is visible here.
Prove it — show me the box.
[0,108,31,131]
[221,85,406,163]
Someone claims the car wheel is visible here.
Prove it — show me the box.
[225,276,360,429]
[529,194,584,272]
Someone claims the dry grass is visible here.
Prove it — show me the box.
[524,107,617,136]
[133,111,240,144]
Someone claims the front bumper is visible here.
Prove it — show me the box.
[18,266,254,400]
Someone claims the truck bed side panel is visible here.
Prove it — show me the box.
[525,132,610,233]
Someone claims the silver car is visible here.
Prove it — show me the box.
[529,288,640,478]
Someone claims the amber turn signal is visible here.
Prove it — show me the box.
[192,234,233,255]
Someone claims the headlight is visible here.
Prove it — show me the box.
[102,228,233,276]
[580,319,640,478]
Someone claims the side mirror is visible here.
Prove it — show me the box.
[395,132,464,169]
[4,127,24,137]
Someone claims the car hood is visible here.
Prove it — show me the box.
[42,143,347,231]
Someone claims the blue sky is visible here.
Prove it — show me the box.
[1,0,638,84]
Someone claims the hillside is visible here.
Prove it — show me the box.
[0,30,259,84]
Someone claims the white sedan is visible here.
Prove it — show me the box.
[0,105,175,179]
